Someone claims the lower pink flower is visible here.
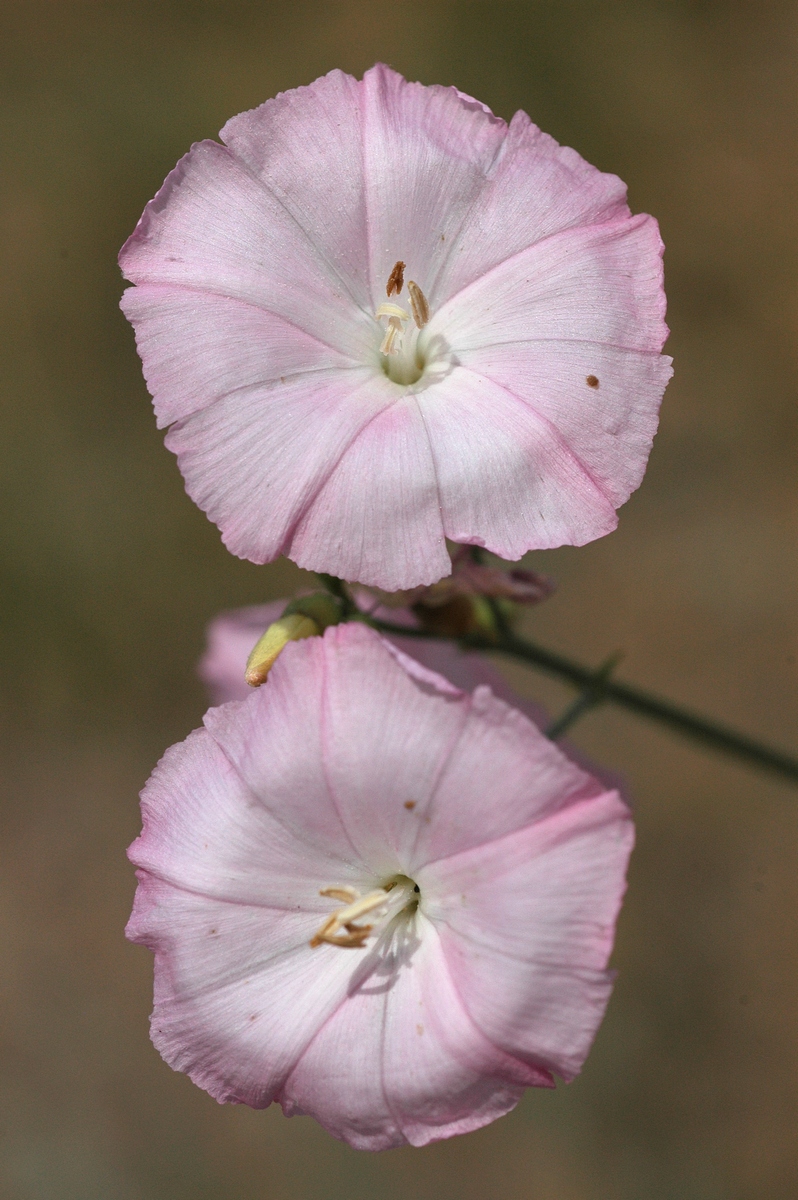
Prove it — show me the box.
[128,622,632,1150]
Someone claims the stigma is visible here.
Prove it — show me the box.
[310,878,419,950]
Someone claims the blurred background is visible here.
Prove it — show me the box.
[1,2,796,1197]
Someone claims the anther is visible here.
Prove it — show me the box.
[310,888,391,949]
[407,281,430,329]
[310,879,415,950]
[386,260,405,297]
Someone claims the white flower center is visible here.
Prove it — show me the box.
[374,262,430,386]
[310,875,419,950]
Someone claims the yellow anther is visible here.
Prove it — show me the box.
[319,886,359,904]
[244,614,319,687]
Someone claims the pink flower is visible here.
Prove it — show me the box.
[128,622,633,1149]
[120,65,671,591]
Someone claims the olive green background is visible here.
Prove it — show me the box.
[1,2,796,1197]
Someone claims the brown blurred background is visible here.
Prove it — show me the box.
[1,2,796,1197]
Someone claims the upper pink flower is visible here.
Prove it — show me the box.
[120,65,671,591]
[128,622,633,1150]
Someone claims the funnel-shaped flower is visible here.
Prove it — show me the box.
[120,65,671,591]
[128,622,632,1149]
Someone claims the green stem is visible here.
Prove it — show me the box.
[545,650,624,739]
[466,629,798,784]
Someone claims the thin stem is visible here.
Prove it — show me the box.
[464,628,798,784]
[546,650,625,739]
[315,574,355,614]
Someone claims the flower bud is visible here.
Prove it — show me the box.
[245,614,319,687]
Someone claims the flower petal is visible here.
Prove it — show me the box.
[287,394,450,589]
[128,871,362,1108]
[198,601,549,718]
[129,727,357,906]
[434,213,667,354]
[281,913,542,1150]
[429,109,629,308]
[417,365,619,556]
[458,340,673,508]
[421,791,633,1080]
[119,139,373,356]
[121,284,356,428]
[164,369,393,565]
[202,638,366,868]
[220,69,372,311]
[360,64,508,306]
[311,623,470,873]
[409,684,604,869]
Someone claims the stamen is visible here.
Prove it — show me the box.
[374,277,431,376]
[386,260,406,297]
[310,887,390,949]
[310,879,416,950]
[407,281,430,329]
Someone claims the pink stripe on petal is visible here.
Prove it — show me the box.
[434,214,668,355]
[408,684,604,870]
[221,69,372,311]
[288,395,450,589]
[119,140,372,357]
[314,622,470,870]
[422,791,633,1080]
[361,64,507,308]
[128,728,354,907]
[417,365,619,556]
[429,109,630,308]
[129,872,361,1109]
[203,638,366,867]
[282,914,535,1150]
[164,369,391,565]
[121,284,357,428]
[458,340,673,508]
